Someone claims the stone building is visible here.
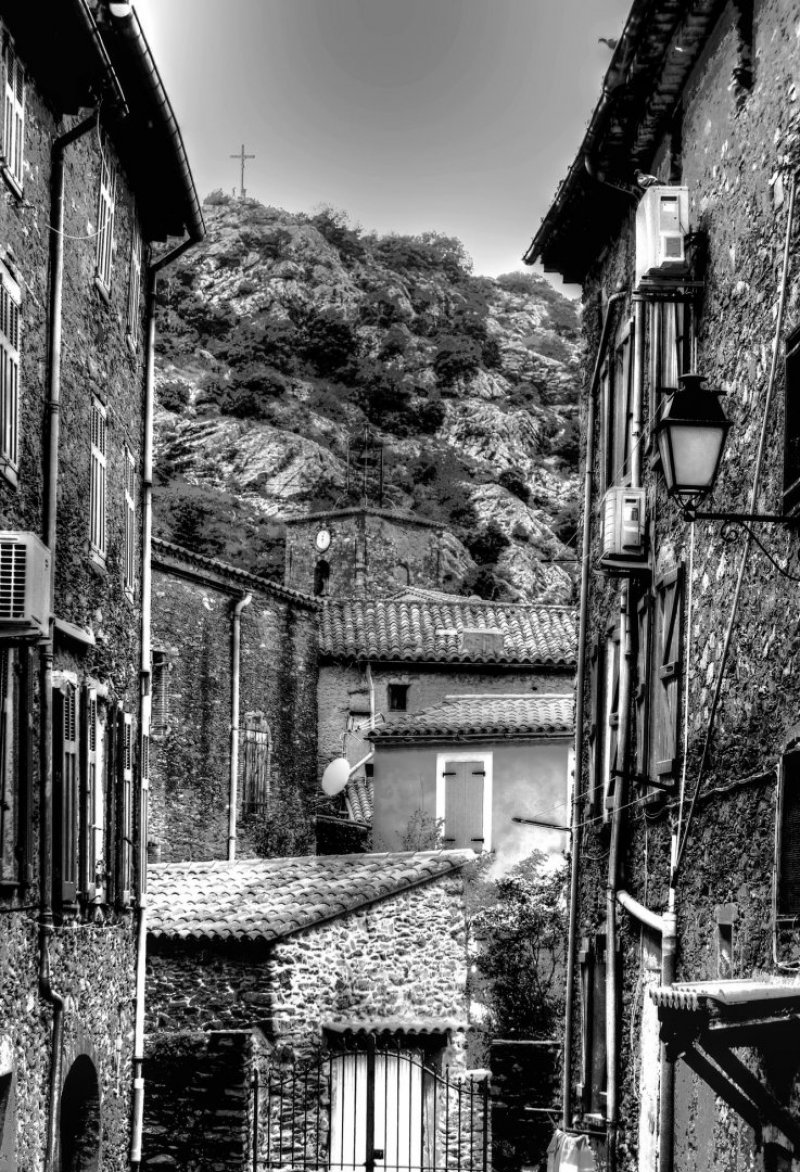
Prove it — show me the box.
[0,4,202,1172]
[149,538,319,863]
[527,1,800,1169]
[142,850,480,1172]
[368,693,574,867]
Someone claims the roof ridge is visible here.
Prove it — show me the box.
[152,536,318,608]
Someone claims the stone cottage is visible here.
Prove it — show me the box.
[368,693,574,867]
[527,0,800,1169]
[0,4,202,1171]
[142,850,484,1172]
[149,538,319,863]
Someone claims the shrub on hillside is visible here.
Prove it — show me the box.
[466,521,510,566]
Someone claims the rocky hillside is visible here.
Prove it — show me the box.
[153,194,582,602]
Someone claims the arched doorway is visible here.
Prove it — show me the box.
[59,1056,100,1172]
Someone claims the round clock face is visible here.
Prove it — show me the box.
[315,528,331,552]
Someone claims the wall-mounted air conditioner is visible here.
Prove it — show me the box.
[635,186,689,285]
[600,488,647,573]
[0,532,51,636]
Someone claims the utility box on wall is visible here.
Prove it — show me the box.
[599,487,647,573]
[635,186,689,285]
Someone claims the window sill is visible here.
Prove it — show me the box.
[89,548,107,576]
[93,275,112,305]
[0,164,23,203]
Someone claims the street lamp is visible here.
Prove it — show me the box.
[655,373,789,524]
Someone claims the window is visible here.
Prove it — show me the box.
[53,681,79,908]
[600,624,621,818]
[330,1048,430,1172]
[89,399,106,562]
[784,326,800,515]
[777,749,800,918]
[1,33,24,192]
[241,714,271,816]
[648,301,694,437]
[601,320,634,491]
[117,708,132,906]
[151,650,170,737]
[579,932,607,1118]
[649,569,684,787]
[634,592,651,785]
[714,904,736,978]
[387,684,409,712]
[0,648,31,888]
[314,559,330,596]
[732,0,754,99]
[124,447,136,595]
[436,752,492,851]
[127,217,142,346]
[0,258,20,483]
[95,147,116,292]
[81,689,106,904]
[587,640,603,815]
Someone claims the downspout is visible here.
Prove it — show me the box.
[228,594,253,861]
[40,111,98,1172]
[562,290,626,1131]
[615,890,677,1172]
[605,584,633,1172]
[130,235,202,1172]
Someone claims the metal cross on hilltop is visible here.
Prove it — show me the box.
[230,144,255,198]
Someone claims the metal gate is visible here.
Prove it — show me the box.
[252,1044,490,1172]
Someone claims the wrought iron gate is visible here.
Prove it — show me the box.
[252,1044,490,1172]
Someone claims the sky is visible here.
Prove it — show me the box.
[134,0,632,283]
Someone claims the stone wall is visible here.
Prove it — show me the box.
[150,557,318,862]
[571,1,800,1168]
[0,49,153,1172]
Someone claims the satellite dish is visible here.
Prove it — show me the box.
[321,757,351,796]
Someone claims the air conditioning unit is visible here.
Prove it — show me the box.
[0,532,51,636]
[600,488,647,573]
[635,186,689,285]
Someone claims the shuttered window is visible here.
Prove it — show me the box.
[95,149,116,291]
[241,714,271,816]
[127,217,142,344]
[0,266,19,482]
[1,35,24,190]
[0,650,13,882]
[117,708,132,907]
[124,447,136,594]
[0,649,31,887]
[650,569,684,786]
[602,320,635,491]
[90,398,107,560]
[151,651,169,737]
[778,750,800,916]
[587,640,603,815]
[81,689,105,904]
[579,934,607,1118]
[601,625,621,817]
[54,683,79,907]
[441,758,486,851]
[634,593,651,782]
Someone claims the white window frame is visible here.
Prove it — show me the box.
[435,750,493,852]
[0,258,20,486]
[127,216,142,349]
[1,33,24,195]
[95,148,116,294]
[85,688,106,904]
[89,398,107,563]
[123,446,136,596]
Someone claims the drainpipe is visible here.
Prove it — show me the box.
[631,297,646,489]
[228,594,253,861]
[562,290,626,1131]
[39,110,98,1172]
[605,584,633,1172]
[615,889,677,1172]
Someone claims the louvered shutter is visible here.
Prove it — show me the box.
[779,750,800,915]
[96,151,116,289]
[117,708,132,906]
[54,684,78,906]
[634,594,651,780]
[81,688,104,902]
[2,37,24,188]
[90,399,107,558]
[651,569,684,784]
[0,270,20,474]
[442,760,485,850]
[587,640,604,815]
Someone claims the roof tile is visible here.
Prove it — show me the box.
[369,693,574,742]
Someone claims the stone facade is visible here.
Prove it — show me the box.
[531,1,800,1169]
[150,542,319,862]
[0,8,201,1172]
[144,867,475,1172]
[284,508,450,598]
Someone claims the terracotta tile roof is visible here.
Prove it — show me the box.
[369,693,574,742]
[147,850,472,944]
[320,599,576,666]
[152,537,319,610]
[344,776,374,822]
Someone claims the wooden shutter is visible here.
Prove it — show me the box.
[124,448,136,593]
[139,726,149,899]
[81,688,104,902]
[634,593,651,781]
[127,217,142,342]
[0,269,20,473]
[0,649,12,880]
[603,625,621,816]
[117,708,132,906]
[578,934,607,1117]
[90,399,107,558]
[1,37,24,187]
[18,648,32,885]
[651,569,684,785]
[587,640,604,816]
[442,759,484,850]
[778,750,800,915]
[54,684,79,906]
[96,150,116,289]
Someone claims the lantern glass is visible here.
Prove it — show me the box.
[655,375,731,504]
